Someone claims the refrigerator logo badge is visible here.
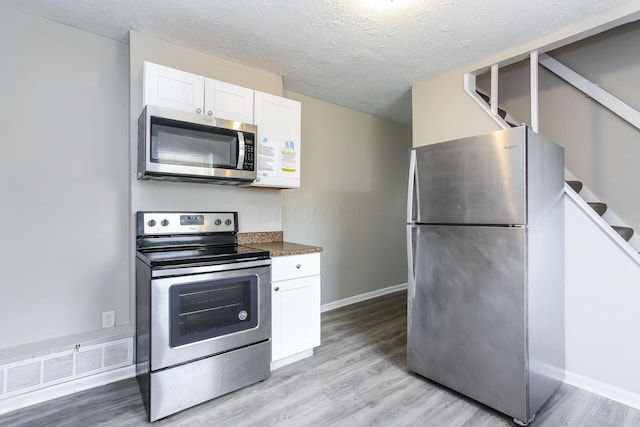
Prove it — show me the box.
[503,145,518,150]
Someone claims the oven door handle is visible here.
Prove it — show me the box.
[151,258,271,278]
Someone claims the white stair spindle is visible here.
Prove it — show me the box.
[530,51,539,133]
[490,64,499,116]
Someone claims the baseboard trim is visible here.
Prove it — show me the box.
[0,364,136,415]
[321,283,408,313]
[564,370,640,410]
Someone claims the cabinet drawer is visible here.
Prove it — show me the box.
[272,253,320,282]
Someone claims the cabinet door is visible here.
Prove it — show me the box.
[143,61,205,114]
[204,79,254,123]
[271,275,321,362]
[253,91,301,188]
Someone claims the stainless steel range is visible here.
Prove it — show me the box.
[135,211,271,422]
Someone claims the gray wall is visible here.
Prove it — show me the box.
[484,21,640,233]
[282,91,412,304]
[0,5,130,350]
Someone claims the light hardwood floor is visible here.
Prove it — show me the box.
[2,291,639,426]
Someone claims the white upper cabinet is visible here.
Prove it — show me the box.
[143,61,254,124]
[253,91,301,188]
[204,79,254,124]
[143,62,204,114]
[142,62,302,188]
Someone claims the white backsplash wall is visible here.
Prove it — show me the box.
[0,4,130,350]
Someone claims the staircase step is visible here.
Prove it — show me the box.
[612,226,634,241]
[475,91,511,120]
[588,202,608,216]
[566,180,583,193]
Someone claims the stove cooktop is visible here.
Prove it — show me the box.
[137,244,270,268]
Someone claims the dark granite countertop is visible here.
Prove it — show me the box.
[238,231,323,257]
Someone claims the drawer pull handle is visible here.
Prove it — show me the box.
[296,264,301,269]
[274,286,280,291]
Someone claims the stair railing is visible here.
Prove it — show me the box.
[463,52,640,133]
[463,52,541,132]
[538,54,640,130]
[463,51,640,257]
[463,68,509,130]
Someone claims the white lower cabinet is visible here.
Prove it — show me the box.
[271,253,321,369]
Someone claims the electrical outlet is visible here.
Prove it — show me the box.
[102,311,115,328]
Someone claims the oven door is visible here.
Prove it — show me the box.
[150,262,271,371]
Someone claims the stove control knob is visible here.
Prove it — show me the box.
[161,219,169,227]
[148,219,156,227]
[214,219,222,226]
[225,219,232,226]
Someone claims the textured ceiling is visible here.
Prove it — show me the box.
[1,0,637,124]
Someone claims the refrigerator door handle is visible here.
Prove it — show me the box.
[407,149,417,223]
[406,225,416,300]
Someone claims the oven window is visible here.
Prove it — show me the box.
[150,119,238,169]
[169,275,258,347]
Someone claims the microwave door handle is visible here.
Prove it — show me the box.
[236,131,245,169]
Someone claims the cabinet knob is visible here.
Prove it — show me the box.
[274,286,280,292]
[196,107,202,114]
[207,110,213,116]
[256,177,261,182]
[296,264,301,269]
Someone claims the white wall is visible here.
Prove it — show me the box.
[0,5,129,350]
[282,91,412,304]
[412,70,499,147]
[564,193,640,408]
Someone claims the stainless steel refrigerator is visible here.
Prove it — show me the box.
[406,126,565,425]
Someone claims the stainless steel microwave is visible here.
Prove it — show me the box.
[137,105,257,185]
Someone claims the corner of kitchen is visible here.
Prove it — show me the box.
[0,17,411,425]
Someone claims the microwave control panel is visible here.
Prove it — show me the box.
[244,134,255,171]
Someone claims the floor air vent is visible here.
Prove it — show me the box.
[0,337,132,398]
